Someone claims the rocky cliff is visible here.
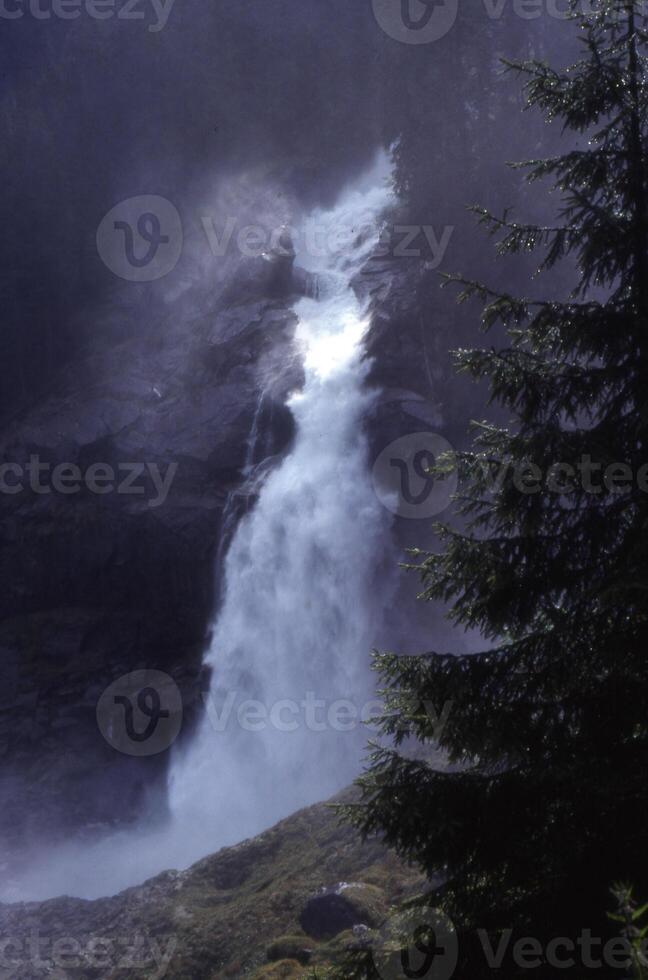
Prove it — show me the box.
[0,256,304,851]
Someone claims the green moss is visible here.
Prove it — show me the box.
[334,883,387,926]
[251,960,304,979]
[266,936,315,965]
[310,928,357,965]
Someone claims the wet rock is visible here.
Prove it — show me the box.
[299,891,362,939]
[219,226,310,306]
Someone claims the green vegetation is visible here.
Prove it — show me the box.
[344,2,648,975]
[0,790,424,979]
[610,886,648,979]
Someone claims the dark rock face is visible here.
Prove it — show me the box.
[0,272,304,849]
[219,229,304,308]
[353,247,447,449]
[298,890,366,940]
[298,882,387,940]
[353,247,482,657]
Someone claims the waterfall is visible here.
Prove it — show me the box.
[0,153,395,901]
[167,151,395,858]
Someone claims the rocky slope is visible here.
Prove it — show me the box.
[0,789,426,980]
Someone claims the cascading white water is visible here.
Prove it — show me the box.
[0,153,395,901]
[167,153,395,860]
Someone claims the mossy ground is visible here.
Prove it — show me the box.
[0,788,425,979]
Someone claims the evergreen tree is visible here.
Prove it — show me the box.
[346,2,648,974]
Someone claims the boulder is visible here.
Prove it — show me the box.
[298,882,387,940]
